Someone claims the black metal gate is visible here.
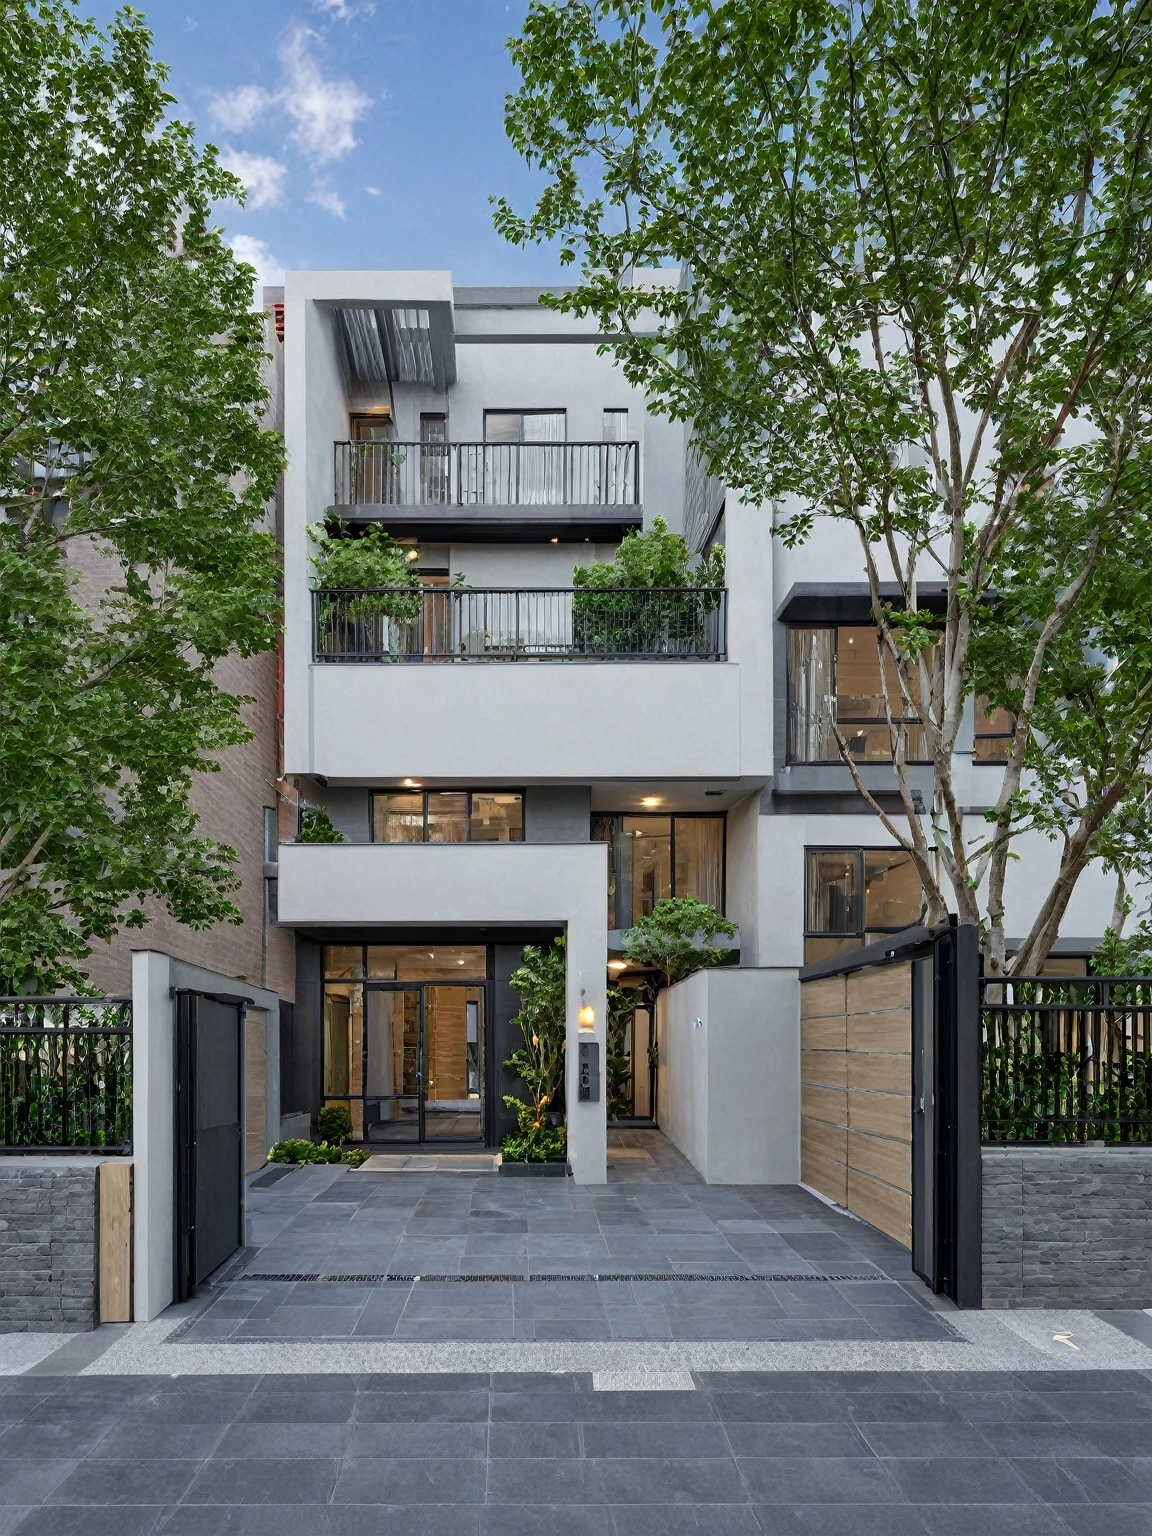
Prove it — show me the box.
[175,991,245,1302]
[911,923,982,1307]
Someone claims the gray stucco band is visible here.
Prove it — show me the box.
[0,1162,98,1332]
[982,1145,1152,1309]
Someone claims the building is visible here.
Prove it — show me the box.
[273,269,1120,1187]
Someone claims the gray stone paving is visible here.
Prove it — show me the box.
[2,1366,1152,1533]
[180,1132,954,1345]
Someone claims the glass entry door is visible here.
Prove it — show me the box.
[364,983,484,1143]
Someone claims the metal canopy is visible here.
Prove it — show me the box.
[333,302,456,391]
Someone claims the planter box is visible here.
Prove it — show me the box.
[499,1160,570,1178]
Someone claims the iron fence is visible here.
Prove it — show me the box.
[313,586,727,663]
[0,997,132,1153]
[333,440,640,507]
[981,976,1152,1143]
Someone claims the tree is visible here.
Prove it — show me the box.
[621,897,735,1002]
[497,0,1152,975]
[502,937,568,1159]
[0,2,282,992]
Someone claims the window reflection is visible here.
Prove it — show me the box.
[371,790,523,843]
[787,626,931,764]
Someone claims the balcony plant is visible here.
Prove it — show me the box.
[296,806,343,844]
[571,517,724,655]
[502,936,568,1163]
[310,521,422,656]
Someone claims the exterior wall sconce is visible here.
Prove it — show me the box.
[578,1000,596,1030]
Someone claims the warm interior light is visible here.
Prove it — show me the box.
[402,778,421,787]
[405,549,419,561]
[579,1004,596,1028]
[640,796,662,808]
[607,960,628,972]
[550,537,559,544]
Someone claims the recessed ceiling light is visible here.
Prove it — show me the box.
[640,796,662,807]
[550,537,558,544]
[402,778,421,787]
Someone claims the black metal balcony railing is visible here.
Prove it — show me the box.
[334,440,640,508]
[313,587,727,662]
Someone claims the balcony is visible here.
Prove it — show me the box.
[332,440,642,541]
[312,587,727,663]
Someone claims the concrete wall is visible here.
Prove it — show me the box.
[132,953,281,1321]
[657,967,800,1184]
[0,1161,100,1331]
[982,1146,1152,1309]
[277,840,609,1182]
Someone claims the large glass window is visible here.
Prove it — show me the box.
[804,847,925,962]
[787,626,931,764]
[593,813,724,928]
[372,790,523,844]
[974,697,1015,762]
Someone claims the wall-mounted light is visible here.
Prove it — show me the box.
[579,1003,596,1029]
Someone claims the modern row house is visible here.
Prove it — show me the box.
[272,268,1120,1190]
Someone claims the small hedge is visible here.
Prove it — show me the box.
[500,1125,567,1164]
[268,1138,369,1167]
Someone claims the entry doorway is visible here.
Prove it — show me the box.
[322,944,488,1145]
[366,983,485,1143]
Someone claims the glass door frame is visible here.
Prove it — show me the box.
[365,979,489,1144]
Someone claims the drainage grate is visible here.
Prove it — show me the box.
[240,1270,885,1284]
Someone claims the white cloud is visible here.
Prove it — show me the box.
[307,185,347,219]
[278,24,372,165]
[364,184,382,197]
[229,235,285,304]
[220,149,288,211]
[209,83,274,134]
[312,0,377,16]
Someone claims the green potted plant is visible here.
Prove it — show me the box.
[571,517,724,656]
[310,519,423,657]
[500,936,569,1174]
[296,806,344,844]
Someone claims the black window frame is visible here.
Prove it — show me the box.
[482,408,568,443]
[786,623,934,766]
[593,811,727,928]
[370,788,525,845]
[803,845,926,953]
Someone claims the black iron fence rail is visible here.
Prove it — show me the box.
[312,586,728,663]
[981,976,1152,1143]
[334,440,640,508]
[0,997,132,1153]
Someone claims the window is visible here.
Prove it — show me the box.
[974,697,1014,762]
[372,790,523,844]
[350,412,393,442]
[804,847,924,962]
[787,626,931,764]
[419,413,449,504]
[484,411,566,443]
[593,814,724,928]
[602,409,629,441]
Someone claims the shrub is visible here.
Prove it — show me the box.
[501,1120,567,1163]
[317,1104,353,1144]
[267,1138,370,1167]
[297,807,344,844]
[502,937,567,1160]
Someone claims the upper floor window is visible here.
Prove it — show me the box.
[804,847,924,963]
[484,410,566,443]
[602,409,629,441]
[351,412,392,442]
[787,625,930,764]
[974,698,1014,762]
[372,790,523,844]
[593,813,724,929]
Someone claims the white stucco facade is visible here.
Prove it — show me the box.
[273,266,1122,1189]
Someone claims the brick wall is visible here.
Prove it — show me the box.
[0,1164,98,1332]
[65,535,295,1004]
[982,1146,1152,1308]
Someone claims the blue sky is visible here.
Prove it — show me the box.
[89,0,561,291]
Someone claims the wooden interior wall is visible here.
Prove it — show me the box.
[800,962,913,1249]
[426,988,468,1102]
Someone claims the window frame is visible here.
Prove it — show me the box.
[973,696,1016,763]
[370,788,525,845]
[593,811,727,928]
[482,409,568,443]
[803,845,927,960]
[785,623,934,766]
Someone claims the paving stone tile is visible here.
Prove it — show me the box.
[580,1422,731,1459]
[881,1457,1038,1504]
[486,1422,582,1457]
[46,1459,200,1506]
[332,1458,486,1504]
[0,1457,78,1504]
[347,1423,489,1458]
[182,1458,339,1505]
[10,1507,167,1536]
[213,1423,354,1458]
[738,1457,903,1504]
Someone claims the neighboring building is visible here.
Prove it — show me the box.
[275,270,1119,1185]
[80,302,295,1038]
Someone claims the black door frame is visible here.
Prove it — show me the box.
[364,978,488,1145]
[174,990,247,1304]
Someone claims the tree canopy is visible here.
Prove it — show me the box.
[0,1,282,991]
[497,0,1152,974]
